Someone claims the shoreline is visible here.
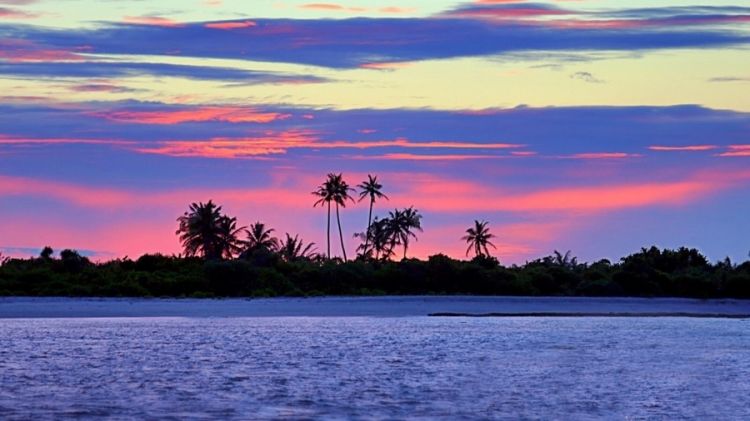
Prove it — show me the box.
[429,311,750,319]
[1,296,749,319]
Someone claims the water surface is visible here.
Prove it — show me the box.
[1,314,748,419]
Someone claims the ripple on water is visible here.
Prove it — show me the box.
[0,316,748,419]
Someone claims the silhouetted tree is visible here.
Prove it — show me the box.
[278,234,317,262]
[40,246,54,260]
[216,216,245,259]
[355,216,395,260]
[313,173,354,261]
[176,201,241,260]
[60,249,90,272]
[551,250,578,269]
[462,220,497,258]
[387,207,423,259]
[244,222,279,254]
[357,174,388,258]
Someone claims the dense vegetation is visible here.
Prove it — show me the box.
[0,246,748,298]
[2,173,747,298]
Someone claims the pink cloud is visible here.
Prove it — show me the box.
[133,134,524,159]
[446,6,571,21]
[67,83,128,93]
[717,145,750,157]
[0,0,40,5]
[94,107,291,125]
[0,134,131,146]
[379,7,416,14]
[353,153,506,161]
[122,16,184,27]
[359,61,413,70]
[0,6,37,19]
[133,131,314,158]
[0,39,83,62]
[388,170,750,214]
[561,152,641,159]
[204,20,257,30]
[543,15,750,30]
[300,3,366,12]
[649,145,718,152]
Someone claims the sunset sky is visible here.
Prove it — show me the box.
[1,0,749,263]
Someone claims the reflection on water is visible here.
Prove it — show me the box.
[0,316,748,419]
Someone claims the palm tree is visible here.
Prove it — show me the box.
[462,220,497,258]
[244,222,279,253]
[371,217,396,260]
[312,180,332,259]
[278,233,318,262]
[176,200,225,260]
[357,175,388,258]
[215,216,245,259]
[552,250,577,269]
[355,216,394,261]
[399,206,422,259]
[387,207,423,259]
[313,173,354,261]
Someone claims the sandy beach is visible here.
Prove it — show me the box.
[1,296,748,318]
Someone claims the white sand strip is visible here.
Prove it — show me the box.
[0,296,749,318]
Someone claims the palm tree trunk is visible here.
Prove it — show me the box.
[326,201,331,259]
[363,198,373,257]
[336,203,347,261]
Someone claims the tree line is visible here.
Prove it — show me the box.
[175,173,426,263]
[1,173,748,298]
[0,245,748,298]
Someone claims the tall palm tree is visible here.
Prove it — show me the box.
[398,206,422,259]
[462,220,497,258]
[176,201,225,260]
[244,222,279,253]
[357,174,388,258]
[312,180,332,259]
[313,173,354,261]
[278,233,318,262]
